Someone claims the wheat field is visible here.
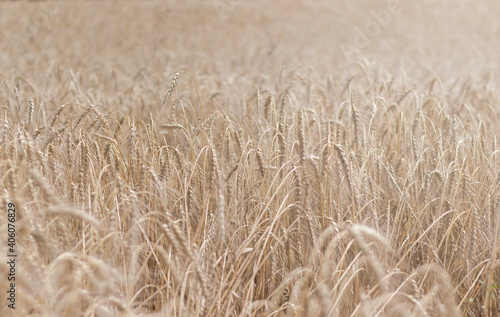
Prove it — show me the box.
[0,1,499,316]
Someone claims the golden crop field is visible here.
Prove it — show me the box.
[0,1,499,316]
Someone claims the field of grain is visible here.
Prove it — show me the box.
[0,1,499,316]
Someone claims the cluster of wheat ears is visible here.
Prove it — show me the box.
[0,63,499,317]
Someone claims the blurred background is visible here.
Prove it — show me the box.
[1,0,499,115]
